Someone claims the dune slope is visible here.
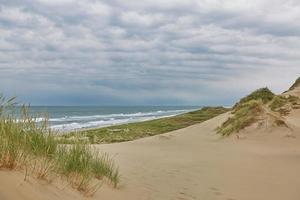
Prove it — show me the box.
[1,111,300,200]
[96,112,300,200]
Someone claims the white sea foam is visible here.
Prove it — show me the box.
[51,116,159,131]
[13,107,198,132]
[49,109,191,132]
[48,109,188,123]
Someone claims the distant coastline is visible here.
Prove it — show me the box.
[26,106,200,132]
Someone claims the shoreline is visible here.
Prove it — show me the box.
[48,107,200,132]
[61,108,201,133]
[60,107,229,144]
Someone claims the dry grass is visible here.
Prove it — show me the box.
[217,88,275,136]
[233,88,274,109]
[218,87,299,136]
[217,100,264,136]
[269,95,300,115]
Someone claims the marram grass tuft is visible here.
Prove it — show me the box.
[0,95,119,195]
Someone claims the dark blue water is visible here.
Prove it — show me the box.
[28,106,199,131]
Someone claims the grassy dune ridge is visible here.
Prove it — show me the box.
[217,99,264,136]
[63,107,229,144]
[0,96,119,196]
[217,85,300,136]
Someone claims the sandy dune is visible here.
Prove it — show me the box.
[96,113,300,200]
[1,112,300,200]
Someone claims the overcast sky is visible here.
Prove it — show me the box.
[0,0,299,105]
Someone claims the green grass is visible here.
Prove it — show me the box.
[0,95,119,195]
[217,87,276,136]
[217,100,264,136]
[217,88,275,136]
[217,86,300,136]
[269,95,300,115]
[269,96,288,111]
[62,107,229,144]
[234,88,274,109]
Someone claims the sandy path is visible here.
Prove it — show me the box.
[1,113,300,200]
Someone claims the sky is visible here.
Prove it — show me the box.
[0,0,299,106]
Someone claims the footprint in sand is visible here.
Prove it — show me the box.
[159,135,174,140]
[209,187,236,200]
[209,187,223,196]
[177,189,196,200]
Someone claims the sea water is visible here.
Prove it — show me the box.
[27,106,199,132]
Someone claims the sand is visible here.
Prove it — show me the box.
[1,112,300,200]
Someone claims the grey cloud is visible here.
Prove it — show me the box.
[0,0,299,105]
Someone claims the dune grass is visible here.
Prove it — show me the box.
[233,88,274,109]
[217,88,276,136]
[217,100,264,136]
[269,95,300,115]
[62,107,229,144]
[217,86,300,136]
[269,96,288,111]
[0,95,119,195]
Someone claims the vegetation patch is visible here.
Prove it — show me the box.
[0,96,119,196]
[233,87,274,109]
[217,88,280,136]
[269,95,300,115]
[218,86,300,136]
[217,100,264,136]
[269,96,288,111]
[62,107,229,144]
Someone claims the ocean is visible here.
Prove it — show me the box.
[28,106,199,132]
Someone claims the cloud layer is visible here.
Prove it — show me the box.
[0,0,299,105]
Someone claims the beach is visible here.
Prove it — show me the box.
[1,110,300,200]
